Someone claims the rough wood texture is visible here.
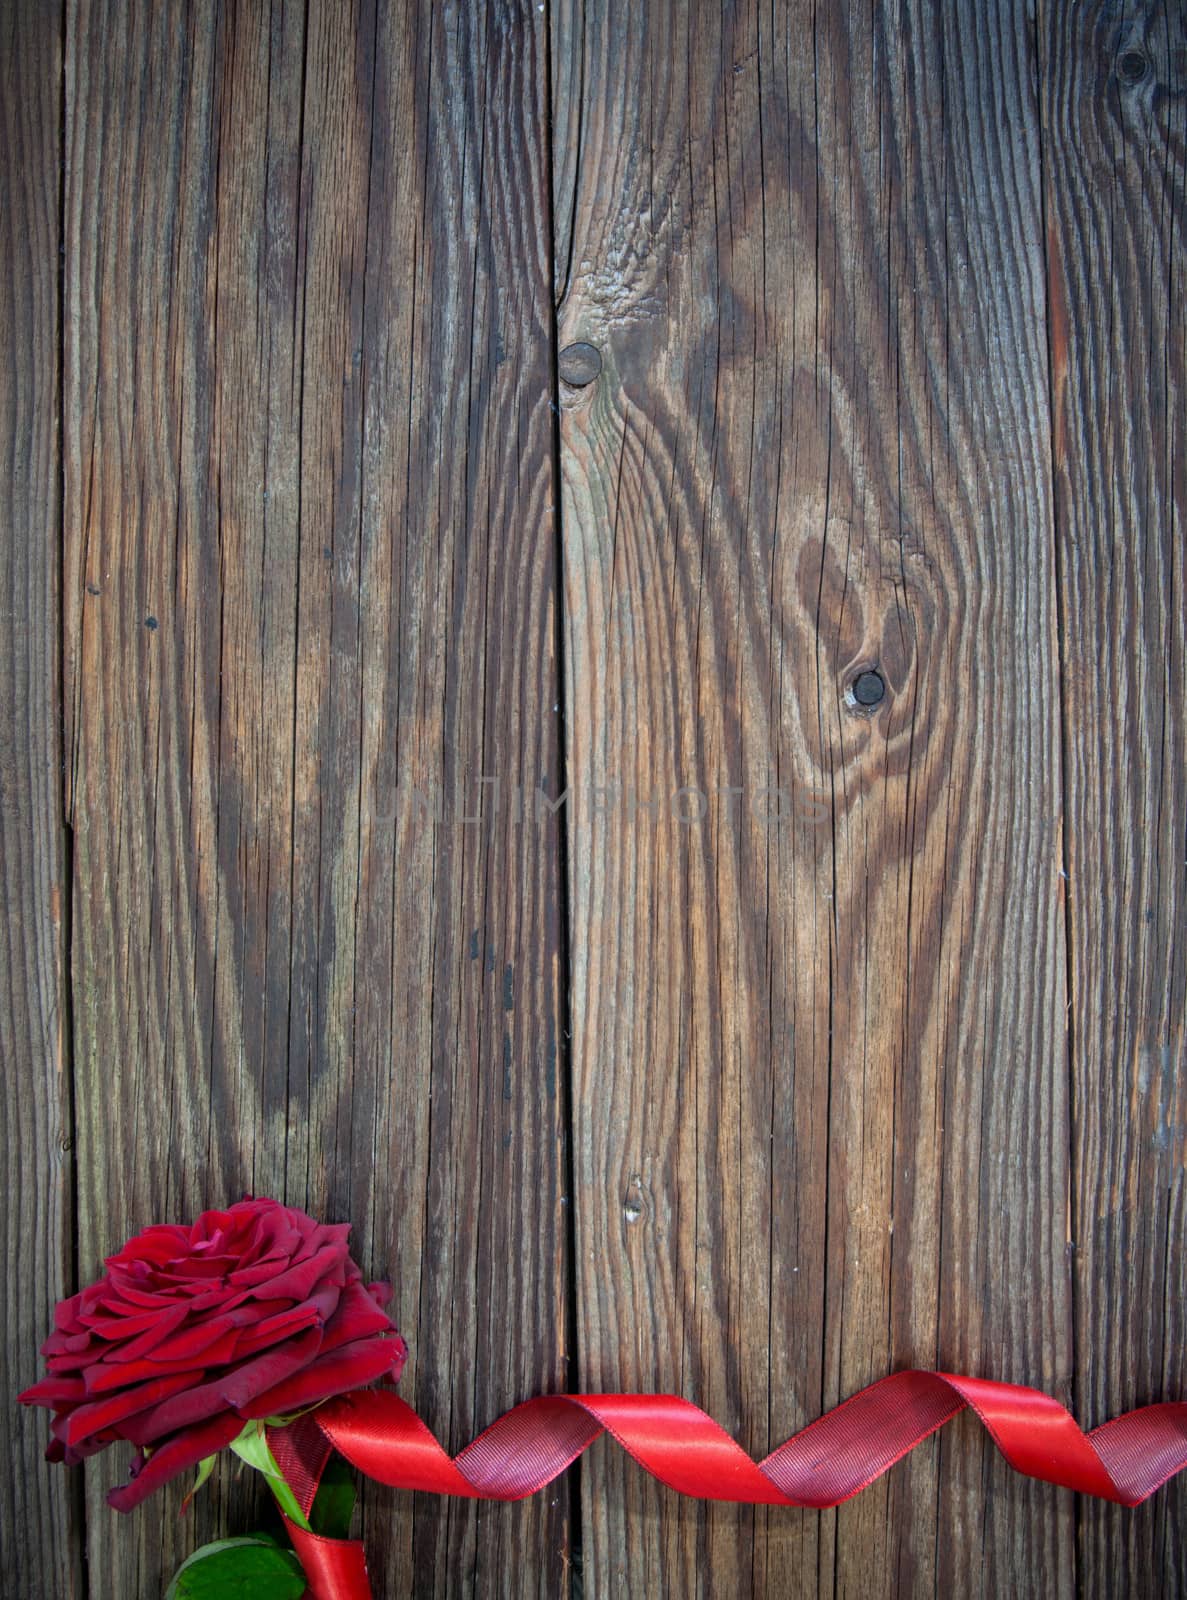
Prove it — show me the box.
[1041,2,1187,1594]
[2,1,1183,1596]
[553,1,1080,1593]
[63,1,569,1594]
[0,4,82,1597]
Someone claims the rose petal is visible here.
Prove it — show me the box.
[64,1371,195,1447]
[241,1333,407,1419]
[226,1258,291,1289]
[105,1224,189,1269]
[215,1323,328,1409]
[44,1327,99,1359]
[247,1244,349,1304]
[18,1376,87,1407]
[226,1300,327,1361]
[89,1304,191,1362]
[106,1411,244,1513]
[318,1280,398,1354]
[128,1313,241,1365]
[50,1291,86,1333]
[80,1306,184,1342]
[83,1325,240,1392]
[121,1324,326,1444]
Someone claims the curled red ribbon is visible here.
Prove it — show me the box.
[269,1373,1187,1600]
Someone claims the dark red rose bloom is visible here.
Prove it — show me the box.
[19,1197,407,1511]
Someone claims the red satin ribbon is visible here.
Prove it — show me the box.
[268,1373,1187,1600]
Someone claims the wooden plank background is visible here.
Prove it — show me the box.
[2,0,1183,1596]
[1,2,82,1597]
[1042,4,1187,1593]
[60,2,568,1593]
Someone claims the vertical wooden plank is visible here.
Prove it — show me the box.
[64,1,569,1593]
[355,3,572,1593]
[554,2,1074,1593]
[0,2,82,1595]
[1040,3,1187,1595]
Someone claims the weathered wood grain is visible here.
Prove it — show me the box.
[1040,3,1187,1595]
[63,0,569,1594]
[553,2,1078,1593]
[0,2,1176,1596]
[0,5,82,1597]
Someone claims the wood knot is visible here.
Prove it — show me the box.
[1116,48,1149,86]
[622,1173,646,1227]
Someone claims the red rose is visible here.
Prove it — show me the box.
[19,1197,407,1511]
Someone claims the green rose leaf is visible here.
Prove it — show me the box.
[164,1537,305,1600]
[310,1452,357,1540]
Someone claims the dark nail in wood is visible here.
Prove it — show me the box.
[850,669,885,707]
[558,342,602,386]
